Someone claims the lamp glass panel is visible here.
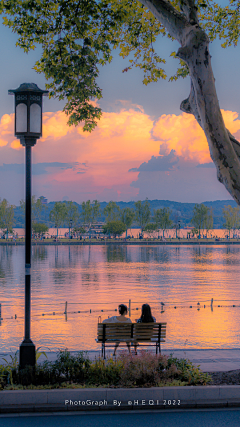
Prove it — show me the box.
[16,103,27,133]
[30,103,41,134]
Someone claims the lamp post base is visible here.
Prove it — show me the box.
[19,339,35,369]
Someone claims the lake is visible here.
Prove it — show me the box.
[0,244,240,352]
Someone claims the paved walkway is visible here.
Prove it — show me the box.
[1,348,240,372]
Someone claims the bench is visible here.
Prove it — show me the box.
[97,323,167,358]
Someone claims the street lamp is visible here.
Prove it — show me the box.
[8,83,48,369]
[178,220,181,239]
[69,219,73,239]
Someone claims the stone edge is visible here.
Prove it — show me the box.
[1,386,240,413]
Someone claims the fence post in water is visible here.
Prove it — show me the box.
[0,303,1,321]
[64,301,67,321]
[129,299,131,316]
[211,298,213,311]
[64,301,68,314]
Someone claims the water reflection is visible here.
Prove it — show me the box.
[1,244,240,351]
[107,246,128,262]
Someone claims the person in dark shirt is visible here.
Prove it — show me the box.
[135,304,156,354]
[136,304,156,323]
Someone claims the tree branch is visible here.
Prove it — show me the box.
[139,0,240,204]
[137,0,189,43]
[179,0,199,25]
[180,79,202,125]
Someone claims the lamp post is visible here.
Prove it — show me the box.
[178,220,181,239]
[69,219,73,239]
[8,83,48,368]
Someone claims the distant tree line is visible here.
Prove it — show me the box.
[1,197,240,239]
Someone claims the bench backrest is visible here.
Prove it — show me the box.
[97,323,133,342]
[97,322,166,343]
[133,323,167,342]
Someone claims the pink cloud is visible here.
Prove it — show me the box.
[0,104,240,204]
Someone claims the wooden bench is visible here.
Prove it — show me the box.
[97,323,167,358]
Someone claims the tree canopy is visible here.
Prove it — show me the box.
[2,0,240,202]
[103,220,126,237]
[191,203,212,236]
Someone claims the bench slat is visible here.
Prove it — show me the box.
[97,323,166,342]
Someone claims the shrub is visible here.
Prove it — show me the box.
[0,350,211,389]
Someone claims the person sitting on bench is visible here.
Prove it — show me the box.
[103,304,132,356]
[134,303,156,354]
[136,303,156,323]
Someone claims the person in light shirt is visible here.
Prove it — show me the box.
[103,304,131,356]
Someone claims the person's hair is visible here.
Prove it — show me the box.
[140,304,154,322]
[118,304,128,315]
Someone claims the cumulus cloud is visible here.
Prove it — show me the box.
[152,113,211,163]
[0,104,240,204]
[129,150,179,172]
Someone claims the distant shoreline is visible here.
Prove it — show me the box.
[1,239,240,246]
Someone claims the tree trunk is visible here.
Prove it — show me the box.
[139,0,240,205]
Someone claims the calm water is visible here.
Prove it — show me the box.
[1,244,240,352]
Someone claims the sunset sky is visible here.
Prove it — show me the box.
[1,17,240,206]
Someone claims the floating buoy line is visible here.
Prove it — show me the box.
[0,298,240,322]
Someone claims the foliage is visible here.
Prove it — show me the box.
[2,0,240,204]
[0,350,211,389]
[35,347,48,363]
[92,200,101,223]
[87,357,123,386]
[166,354,211,386]
[20,196,46,222]
[81,200,101,226]
[1,0,236,130]
[143,222,158,237]
[73,226,86,238]
[120,207,135,237]
[103,201,120,222]
[191,204,212,236]
[32,196,46,222]
[153,208,173,237]
[0,199,15,235]
[65,201,79,227]
[134,199,151,232]
[32,223,49,238]
[103,220,126,237]
[222,205,240,237]
[49,202,67,236]
[205,207,214,237]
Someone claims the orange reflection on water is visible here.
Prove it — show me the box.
[1,245,240,352]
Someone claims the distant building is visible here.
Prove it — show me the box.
[38,196,48,205]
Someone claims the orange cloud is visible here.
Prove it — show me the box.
[152,109,240,165]
[10,140,22,150]
[42,111,74,140]
[0,114,14,147]
[152,113,210,163]
[1,104,240,203]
